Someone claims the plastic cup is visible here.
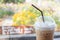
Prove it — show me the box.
[34,16,56,40]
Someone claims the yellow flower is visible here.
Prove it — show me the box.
[12,10,37,26]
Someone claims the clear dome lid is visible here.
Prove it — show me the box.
[34,16,57,30]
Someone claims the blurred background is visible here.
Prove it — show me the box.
[0,0,60,35]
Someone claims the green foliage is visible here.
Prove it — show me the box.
[3,0,15,3]
[53,17,60,25]
[16,0,25,3]
[0,0,25,3]
[0,0,3,3]
[28,6,41,17]
[0,8,14,18]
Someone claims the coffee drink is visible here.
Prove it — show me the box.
[36,29,54,40]
[34,16,56,40]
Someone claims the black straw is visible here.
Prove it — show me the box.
[32,4,45,22]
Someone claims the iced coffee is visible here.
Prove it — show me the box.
[34,16,56,40]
